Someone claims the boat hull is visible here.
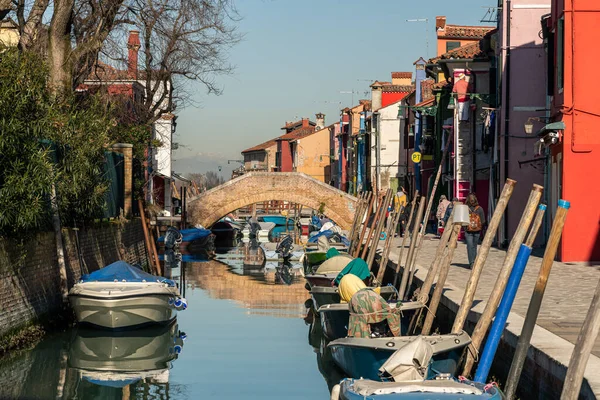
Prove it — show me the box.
[305,273,337,288]
[328,332,470,381]
[69,283,180,329]
[338,378,504,399]
[260,215,291,226]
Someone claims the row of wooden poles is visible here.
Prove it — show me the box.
[346,176,599,399]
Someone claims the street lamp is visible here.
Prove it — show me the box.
[524,118,535,134]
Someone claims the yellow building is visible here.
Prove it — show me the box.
[290,125,331,182]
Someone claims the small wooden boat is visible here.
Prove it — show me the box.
[333,377,504,399]
[68,261,187,329]
[328,331,471,381]
[158,227,215,252]
[318,301,424,341]
[305,254,354,287]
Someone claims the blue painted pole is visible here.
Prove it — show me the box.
[474,244,531,383]
[474,203,547,383]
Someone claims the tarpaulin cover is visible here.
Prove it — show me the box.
[307,230,350,247]
[80,261,176,286]
[339,274,367,303]
[334,258,370,285]
[158,228,211,243]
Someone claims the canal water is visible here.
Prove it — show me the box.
[0,243,341,399]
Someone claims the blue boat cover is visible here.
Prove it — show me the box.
[80,261,176,286]
[307,230,351,247]
[158,228,211,243]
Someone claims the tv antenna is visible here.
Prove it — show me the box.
[406,18,429,58]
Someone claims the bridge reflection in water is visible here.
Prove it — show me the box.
[184,257,309,319]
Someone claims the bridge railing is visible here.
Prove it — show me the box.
[236,201,308,217]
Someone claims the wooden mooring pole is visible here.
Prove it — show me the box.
[452,179,517,334]
[354,193,375,258]
[504,200,570,400]
[138,199,162,276]
[361,191,387,261]
[462,184,543,377]
[392,191,419,287]
[561,276,600,400]
[421,223,462,335]
[376,204,405,283]
[348,192,368,254]
[367,189,393,270]
[398,196,426,300]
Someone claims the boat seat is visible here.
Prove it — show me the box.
[351,379,484,396]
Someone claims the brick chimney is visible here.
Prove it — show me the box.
[302,118,310,128]
[436,16,446,31]
[127,31,141,78]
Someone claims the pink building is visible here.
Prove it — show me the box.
[498,0,552,246]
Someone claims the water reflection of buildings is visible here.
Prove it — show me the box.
[186,260,310,318]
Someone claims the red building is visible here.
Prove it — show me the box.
[275,118,316,172]
[541,0,600,261]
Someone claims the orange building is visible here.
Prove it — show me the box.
[435,16,494,57]
[540,0,600,261]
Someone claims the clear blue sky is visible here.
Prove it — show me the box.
[173,0,497,178]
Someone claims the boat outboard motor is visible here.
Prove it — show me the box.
[164,227,183,249]
[276,235,294,260]
[248,217,261,238]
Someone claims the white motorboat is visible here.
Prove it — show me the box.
[68,261,187,329]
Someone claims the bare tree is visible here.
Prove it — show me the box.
[5,0,129,91]
[115,0,242,125]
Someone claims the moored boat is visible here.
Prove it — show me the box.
[305,253,354,287]
[318,301,424,341]
[68,261,187,329]
[211,220,241,243]
[258,215,292,226]
[158,227,215,252]
[333,377,504,400]
[327,331,471,381]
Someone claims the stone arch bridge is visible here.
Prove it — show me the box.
[187,172,358,229]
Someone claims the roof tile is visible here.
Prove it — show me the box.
[241,138,278,153]
[391,72,412,79]
[438,24,495,40]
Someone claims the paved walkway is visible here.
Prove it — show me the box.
[388,234,600,356]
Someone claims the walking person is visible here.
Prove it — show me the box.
[435,195,451,237]
[464,193,485,269]
[394,187,408,236]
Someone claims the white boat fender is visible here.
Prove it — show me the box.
[330,384,340,400]
[174,298,187,310]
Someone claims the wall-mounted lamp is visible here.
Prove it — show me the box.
[447,95,455,110]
